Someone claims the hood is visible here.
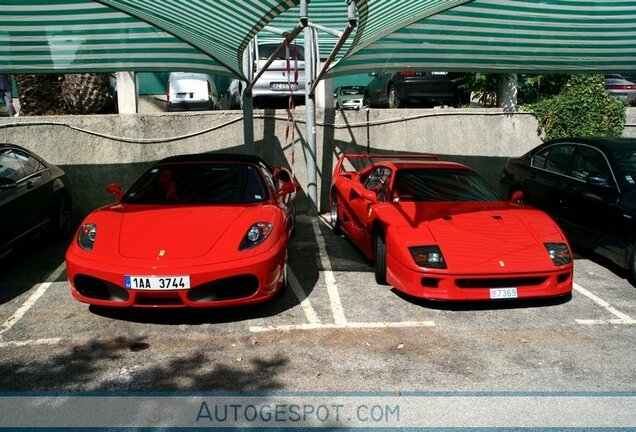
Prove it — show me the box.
[117,205,248,259]
[394,201,565,273]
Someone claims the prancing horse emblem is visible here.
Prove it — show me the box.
[499,260,505,267]
[159,250,165,257]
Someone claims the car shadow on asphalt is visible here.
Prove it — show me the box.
[88,285,300,325]
[572,246,634,287]
[391,289,572,311]
[0,237,71,305]
[87,216,321,325]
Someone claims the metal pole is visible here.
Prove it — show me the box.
[242,89,254,154]
[243,39,256,154]
[304,13,318,214]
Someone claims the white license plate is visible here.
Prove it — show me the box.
[124,275,190,290]
[270,82,298,91]
[489,287,518,299]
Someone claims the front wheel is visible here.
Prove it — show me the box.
[374,230,388,285]
[330,195,341,234]
[630,244,636,286]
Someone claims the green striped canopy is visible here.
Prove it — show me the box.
[2,0,636,78]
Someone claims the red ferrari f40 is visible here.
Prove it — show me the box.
[329,154,573,301]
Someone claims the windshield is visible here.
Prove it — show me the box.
[613,149,636,186]
[123,163,269,205]
[340,86,364,95]
[393,168,501,202]
[258,43,305,61]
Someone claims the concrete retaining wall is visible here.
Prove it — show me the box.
[1,107,635,221]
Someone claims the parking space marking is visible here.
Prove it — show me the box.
[311,218,347,326]
[574,283,636,325]
[0,338,62,348]
[0,262,66,338]
[249,321,435,333]
[287,267,321,325]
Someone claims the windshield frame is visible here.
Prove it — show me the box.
[392,167,502,202]
[122,161,272,205]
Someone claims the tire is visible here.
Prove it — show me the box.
[363,93,371,108]
[388,85,401,108]
[330,195,341,234]
[630,244,636,285]
[374,229,388,285]
[52,194,71,239]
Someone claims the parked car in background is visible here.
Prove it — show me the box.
[335,85,365,110]
[364,71,462,108]
[229,42,305,109]
[66,152,298,308]
[500,137,636,281]
[167,72,218,111]
[330,153,573,301]
[0,144,71,259]
[604,74,636,106]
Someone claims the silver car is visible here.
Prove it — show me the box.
[335,85,365,110]
[604,74,636,106]
[229,42,305,108]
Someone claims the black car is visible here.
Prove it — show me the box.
[363,71,462,108]
[500,137,636,280]
[0,144,71,258]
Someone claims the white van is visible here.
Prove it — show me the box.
[167,72,218,111]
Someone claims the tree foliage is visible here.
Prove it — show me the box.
[527,74,625,142]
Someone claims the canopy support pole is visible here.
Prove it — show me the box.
[309,1,357,96]
[305,0,356,213]
[243,18,307,155]
[304,14,318,214]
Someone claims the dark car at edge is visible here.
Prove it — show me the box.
[500,137,636,281]
[363,71,463,108]
[0,144,71,259]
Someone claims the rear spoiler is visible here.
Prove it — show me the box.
[334,153,440,174]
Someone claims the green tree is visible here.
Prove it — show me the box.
[528,74,625,142]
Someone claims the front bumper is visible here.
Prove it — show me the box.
[66,240,286,308]
[386,253,572,301]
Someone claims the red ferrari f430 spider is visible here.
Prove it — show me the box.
[330,154,573,301]
[66,153,298,308]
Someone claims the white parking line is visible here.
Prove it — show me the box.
[0,338,62,348]
[0,262,66,337]
[287,267,321,325]
[249,321,435,333]
[574,283,636,325]
[311,218,347,326]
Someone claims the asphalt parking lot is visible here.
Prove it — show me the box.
[0,215,635,393]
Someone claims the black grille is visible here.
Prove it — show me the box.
[456,277,547,289]
[74,275,129,302]
[187,275,259,302]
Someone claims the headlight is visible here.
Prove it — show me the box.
[78,223,96,251]
[409,245,447,269]
[545,243,572,266]
[239,223,273,251]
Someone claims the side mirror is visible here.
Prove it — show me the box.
[274,182,298,200]
[106,183,124,199]
[0,177,17,191]
[273,167,293,184]
[510,190,525,204]
[587,174,611,188]
[362,189,378,203]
